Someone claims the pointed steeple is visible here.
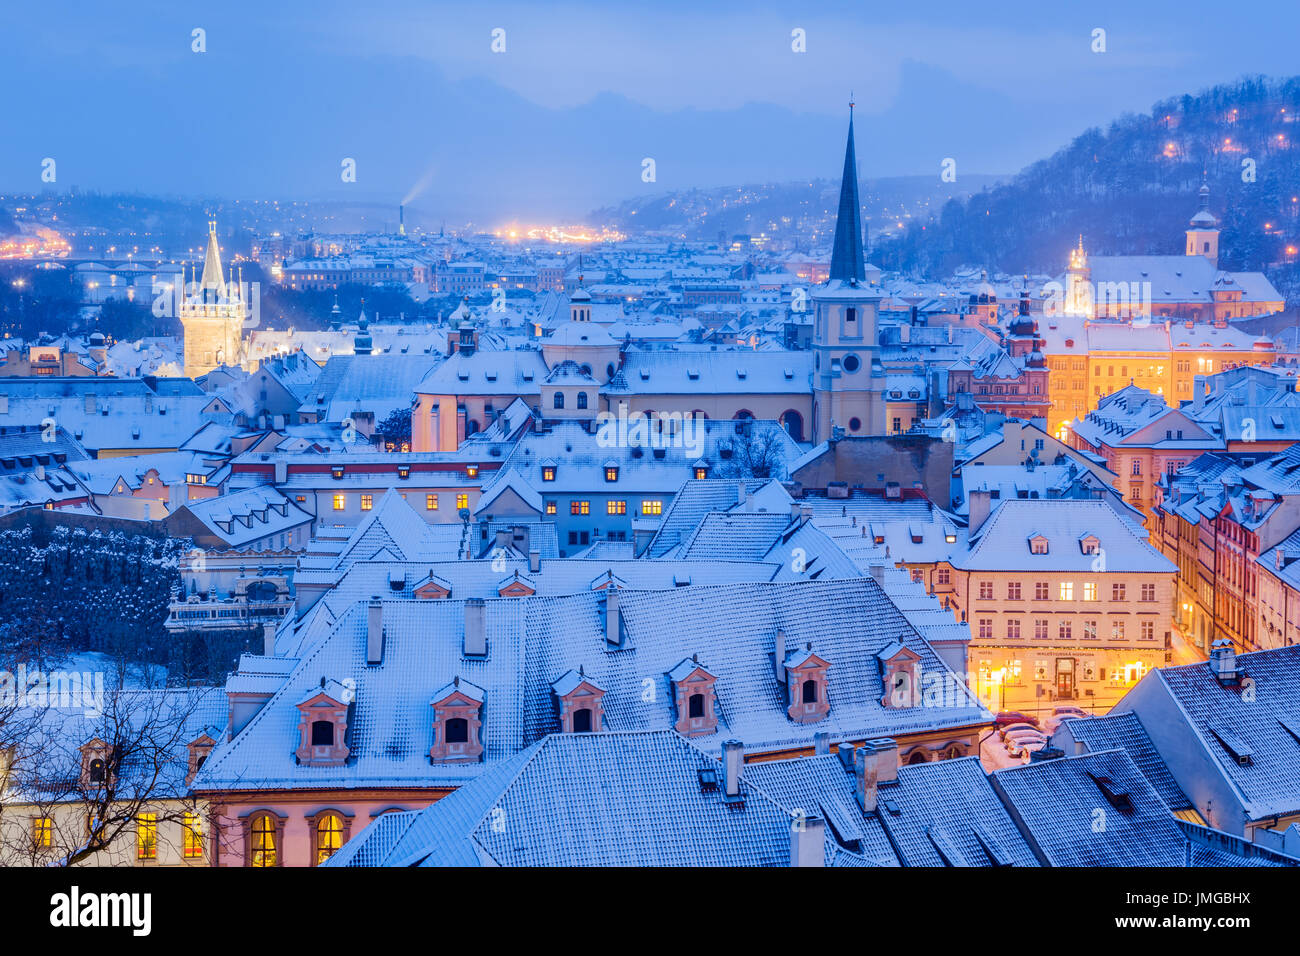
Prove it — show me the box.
[828,101,866,284]
[200,219,225,296]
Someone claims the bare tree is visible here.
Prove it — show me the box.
[715,427,787,480]
[0,682,210,867]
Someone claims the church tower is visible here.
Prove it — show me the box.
[811,103,885,441]
[179,221,246,379]
[1185,178,1219,268]
[1064,236,1092,317]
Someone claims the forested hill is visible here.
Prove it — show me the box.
[873,76,1300,301]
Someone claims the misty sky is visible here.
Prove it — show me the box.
[2,0,1297,223]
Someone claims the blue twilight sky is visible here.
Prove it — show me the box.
[1,0,1297,222]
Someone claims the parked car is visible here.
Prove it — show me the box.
[999,722,1039,740]
[1053,705,1089,718]
[994,711,1040,728]
[1004,730,1047,757]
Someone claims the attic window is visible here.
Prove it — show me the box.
[687,368,700,380]
[1079,535,1100,555]
[697,767,720,793]
[397,465,410,480]
[1210,727,1254,766]
[466,465,479,478]
[639,370,650,380]
[1087,773,1134,811]
[1029,535,1049,555]
[331,466,344,480]
[605,466,619,482]
[736,368,747,380]
[542,465,556,481]
[457,371,469,381]
[485,371,498,382]
[783,368,794,380]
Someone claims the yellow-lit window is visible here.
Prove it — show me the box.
[1083,582,1097,601]
[32,816,52,849]
[694,468,707,479]
[183,812,204,859]
[605,467,618,482]
[571,500,590,516]
[542,466,556,481]
[607,500,626,515]
[456,493,469,510]
[361,494,373,511]
[426,494,438,511]
[467,465,479,478]
[332,493,345,511]
[1059,582,1074,601]
[250,814,277,867]
[545,501,557,515]
[316,812,344,865]
[641,500,663,516]
[136,813,157,861]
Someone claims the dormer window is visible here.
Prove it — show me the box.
[877,641,922,708]
[429,678,485,763]
[186,732,217,786]
[397,465,410,480]
[542,462,556,481]
[295,681,351,767]
[552,669,606,733]
[783,645,830,724]
[466,464,479,478]
[79,738,117,789]
[1029,534,1049,555]
[413,572,452,599]
[605,465,619,482]
[669,656,718,737]
[694,467,707,480]
[1079,534,1100,555]
[331,465,344,480]
[497,571,536,597]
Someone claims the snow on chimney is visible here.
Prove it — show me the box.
[1210,638,1237,685]
[262,620,276,656]
[529,550,541,573]
[789,814,825,867]
[774,628,787,683]
[722,739,744,800]
[604,587,622,646]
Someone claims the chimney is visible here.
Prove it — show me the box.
[1210,638,1237,684]
[814,731,829,755]
[868,564,884,585]
[855,745,879,813]
[722,739,744,799]
[867,737,899,786]
[789,500,801,520]
[837,742,856,772]
[774,629,787,683]
[968,489,992,534]
[789,814,825,867]
[262,620,276,656]
[366,596,384,665]
[737,483,748,509]
[464,597,486,657]
[494,528,510,552]
[604,587,622,646]
[529,550,541,573]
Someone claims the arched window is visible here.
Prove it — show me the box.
[572,708,593,733]
[688,693,705,718]
[311,720,334,746]
[801,679,818,704]
[906,750,929,765]
[445,717,469,744]
[577,391,588,409]
[781,410,803,441]
[88,758,105,784]
[316,813,344,865]
[554,392,565,409]
[250,814,277,867]
[734,409,755,420]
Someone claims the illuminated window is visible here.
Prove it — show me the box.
[32,817,52,849]
[456,493,468,510]
[316,812,345,865]
[545,501,557,515]
[360,494,373,511]
[641,500,663,516]
[571,500,590,516]
[1083,619,1098,640]
[426,494,438,511]
[605,467,619,482]
[467,465,479,478]
[694,467,707,480]
[1112,620,1126,641]
[607,500,626,515]
[136,813,157,861]
[542,466,556,481]
[1083,582,1097,601]
[1059,620,1073,640]
[183,812,204,859]
[332,493,345,511]
[1059,582,1074,601]
[250,814,277,867]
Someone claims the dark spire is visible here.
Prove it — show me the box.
[829,100,866,284]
